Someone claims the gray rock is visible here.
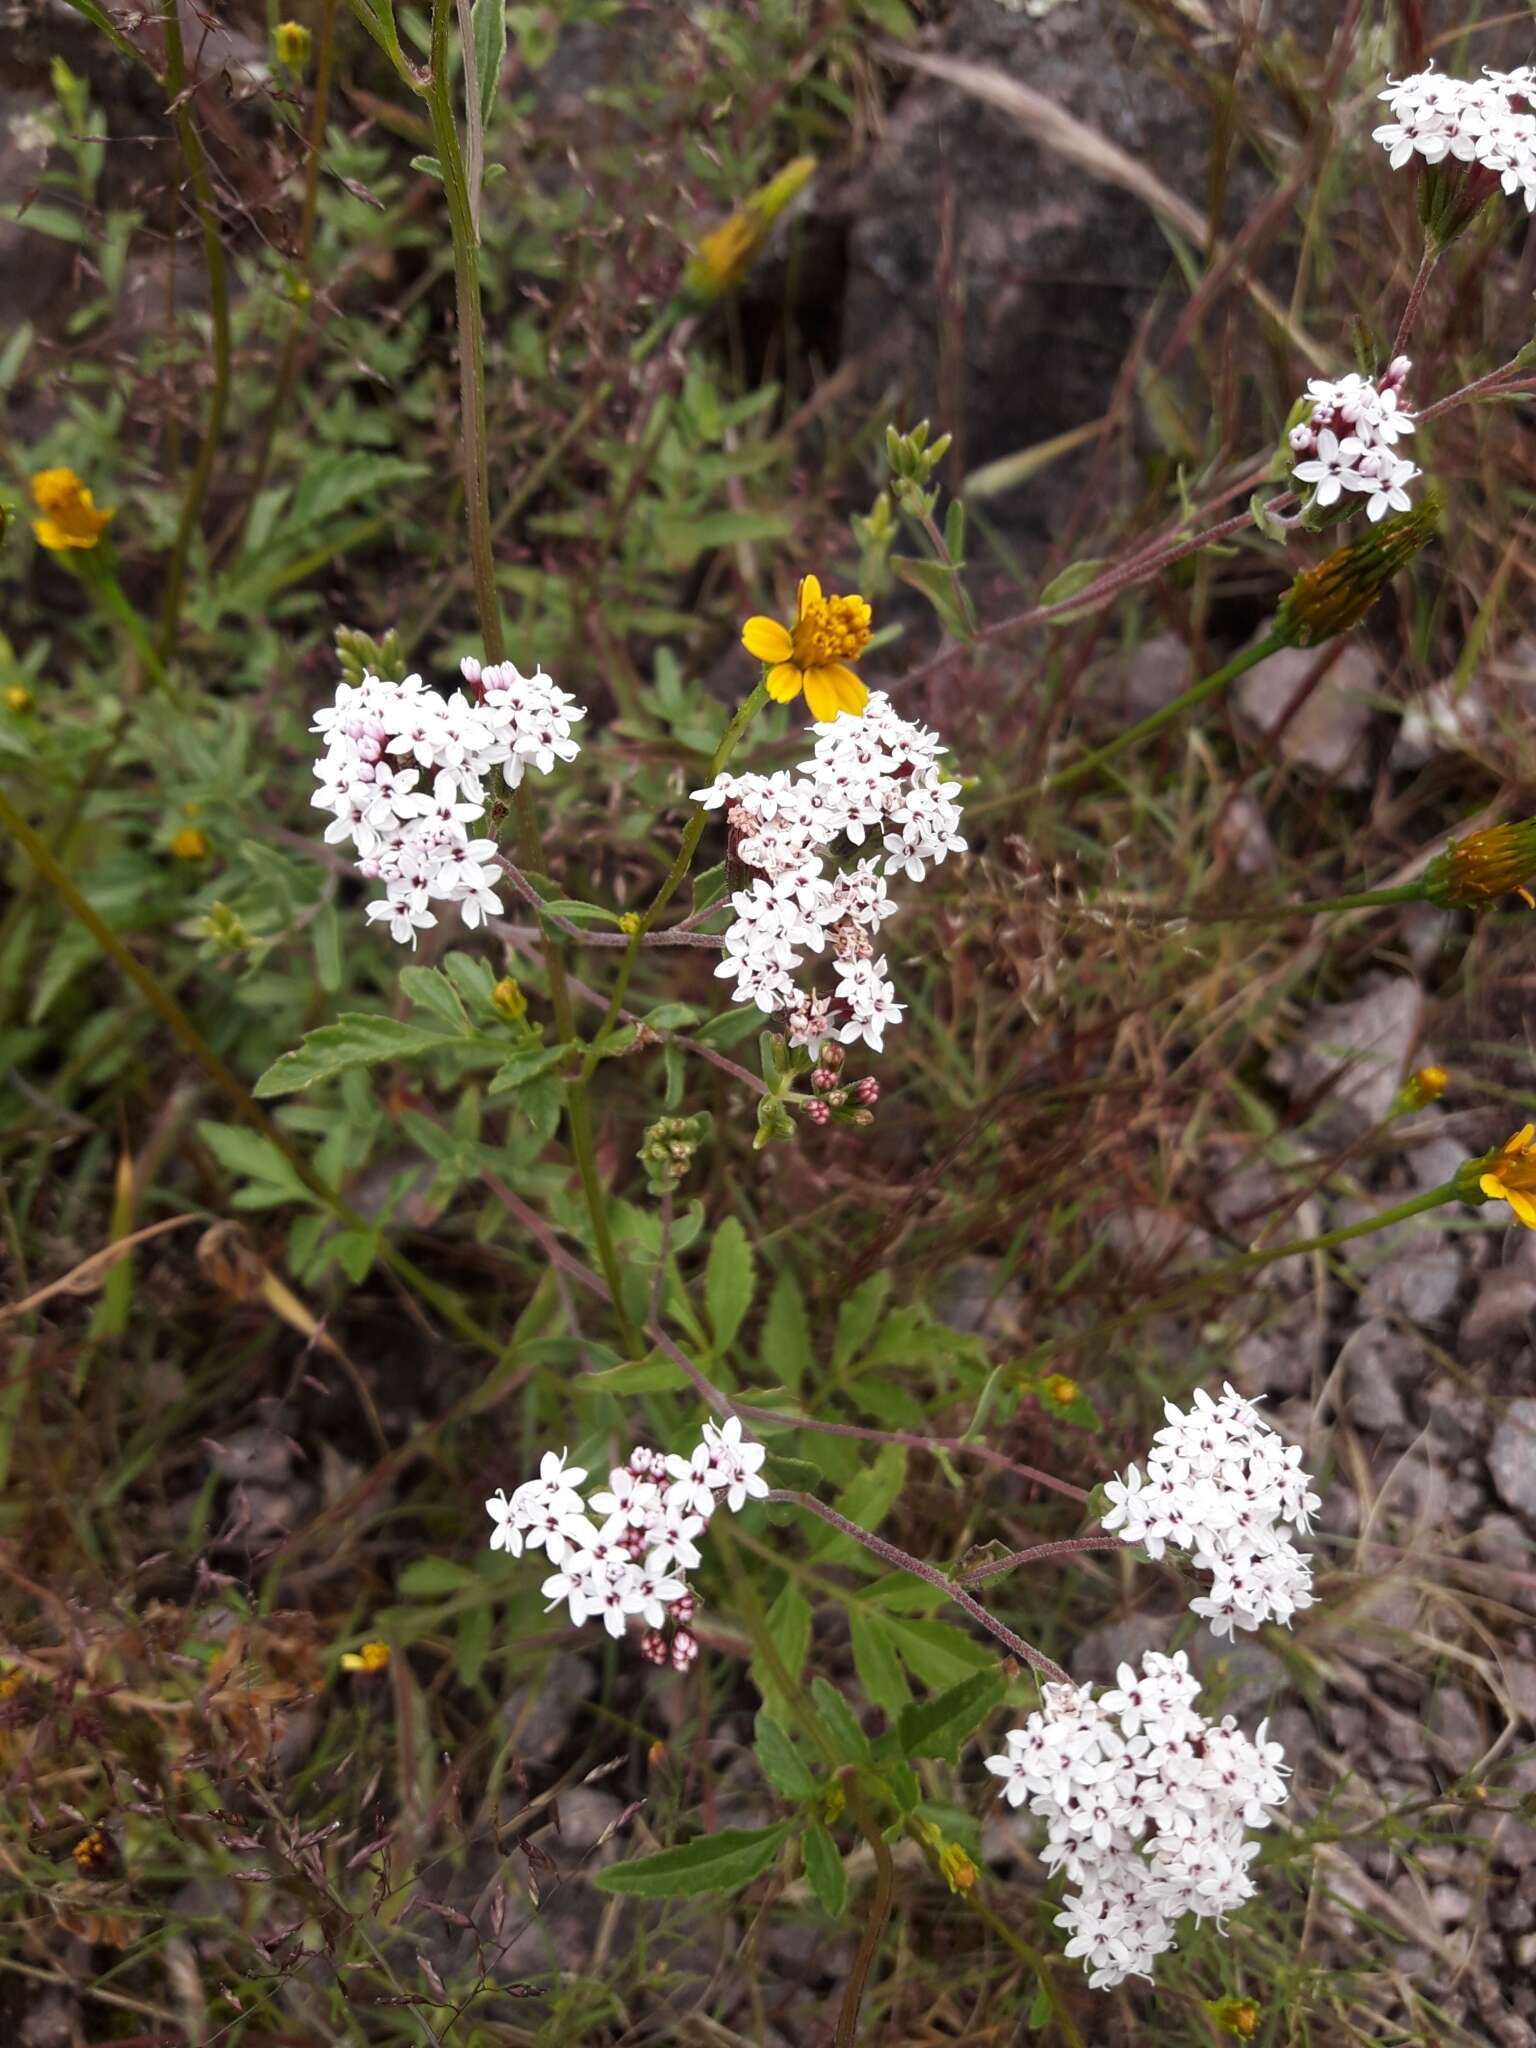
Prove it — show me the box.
[1392,677,1493,767]
[1233,641,1379,787]
[1463,1269,1534,1352]
[1490,1400,1536,1520]
[1099,1207,1211,1272]
[1069,1611,1174,1686]
[1363,1247,1461,1323]
[1336,1319,1410,1432]
[1099,633,1189,719]
[1427,1684,1484,1773]
[207,1425,294,1485]
[1233,1326,1315,1399]
[502,1653,597,1763]
[1212,795,1276,879]
[935,1255,1023,1335]
[1506,1661,1536,1728]
[1267,975,1425,1134]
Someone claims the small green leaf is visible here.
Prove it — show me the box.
[399,965,468,1029]
[759,1269,810,1395]
[1027,1985,1052,2030]
[470,0,506,129]
[593,1824,789,1898]
[833,1272,890,1369]
[643,1002,699,1031]
[577,1355,689,1395]
[755,1714,815,1800]
[487,1043,570,1095]
[706,1215,755,1354]
[398,1556,478,1598]
[253,1014,468,1097]
[750,1583,811,1723]
[897,1667,1006,1763]
[692,861,728,912]
[802,1825,847,1918]
[850,1610,912,1720]
[810,1679,872,1764]
[410,153,444,181]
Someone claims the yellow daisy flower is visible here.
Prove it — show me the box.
[340,1639,391,1673]
[1479,1124,1536,1228]
[31,468,113,552]
[741,574,872,724]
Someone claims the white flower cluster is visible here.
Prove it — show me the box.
[985,1650,1289,1990]
[311,658,585,947]
[1288,360,1420,523]
[693,693,966,1054]
[1101,1384,1318,1642]
[1373,65,1536,209]
[484,1417,768,1670]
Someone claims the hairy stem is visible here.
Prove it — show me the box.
[767,1490,1070,1686]
[1392,240,1439,359]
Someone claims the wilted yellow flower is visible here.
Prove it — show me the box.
[1274,495,1438,646]
[1476,1125,1536,1228]
[684,155,816,301]
[274,18,312,68]
[742,574,871,723]
[1205,1997,1262,2039]
[340,1639,390,1673]
[1041,1373,1079,1406]
[938,1841,978,1892]
[31,467,113,551]
[5,685,33,714]
[1424,820,1536,909]
[169,827,208,861]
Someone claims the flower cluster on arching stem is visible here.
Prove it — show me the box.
[1288,361,1420,524]
[1101,1384,1318,1641]
[485,1419,767,1670]
[695,691,966,1057]
[311,658,584,946]
[1373,65,1536,209]
[985,1650,1289,1990]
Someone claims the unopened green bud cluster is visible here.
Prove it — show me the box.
[335,623,407,686]
[639,1112,711,1194]
[886,419,952,520]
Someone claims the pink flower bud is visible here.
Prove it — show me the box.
[640,1631,669,1666]
[807,1100,831,1126]
[671,1629,699,1672]
[856,1076,880,1105]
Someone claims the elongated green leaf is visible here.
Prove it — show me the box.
[487,1043,569,1095]
[802,1825,847,1918]
[399,965,468,1029]
[833,1272,889,1369]
[196,1120,308,1197]
[593,1824,789,1898]
[754,1714,815,1801]
[810,1678,872,1764]
[897,1667,1005,1763]
[706,1215,755,1353]
[881,1614,995,1691]
[472,0,506,128]
[398,1556,479,1597]
[850,1609,912,1720]
[576,1355,689,1396]
[759,1269,810,1394]
[253,1014,469,1096]
[749,1582,811,1723]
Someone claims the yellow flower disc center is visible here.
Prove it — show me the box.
[791,591,871,670]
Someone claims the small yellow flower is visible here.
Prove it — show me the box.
[1425,820,1536,909]
[1414,1064,1448,1100]
[491,976,527,1022]
[72,1827,113,1874]
[1041,1373,1079,1406]
[31,467,113,551]
[169,827,208,861]
[742,574,871,724]
[1205,1997,1262,2040]
[5,685,33,714]
[1478,1125,1536,1228]
[274,18,312,68]
[617,910,642,936]
[340,1639,390,1673]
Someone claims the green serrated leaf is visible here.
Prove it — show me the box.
[802,1825,847,1917]
[593,1824,789,1898]
[750,1582,811,1723]
[252,1014,468,1097]
[487,1043,570,1095]
[759,1269,810,1395]
[399,965,468,1029]
[810,1678,872,1764]
[850,1610,912,1720]
[833,1272,890,1369]
[754,1714,815,1801]
[705,1215,755,1353]
[897,1667,1005,1763]
[577,1355,689,1395]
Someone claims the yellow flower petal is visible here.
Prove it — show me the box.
[741,615,793,664]
[1481,1173,1507,1202]
[825,664,868,714]
[1508,1124,1536,1156]
[796,572,822,620]
[764,662,804,703]
[1505,1188,1536,1229]
[802,667,842,722]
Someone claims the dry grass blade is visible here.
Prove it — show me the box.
[880,44,1328,370]
[0,1214,202,1324]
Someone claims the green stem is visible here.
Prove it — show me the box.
[1186,881,1427,924]
[835,1774,895,2048]
[421,5,634,1349]
[581,677,769,1070]
[1043,628,1286,798]
[1211,1181,1462,1276]
[157,0,233,662]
